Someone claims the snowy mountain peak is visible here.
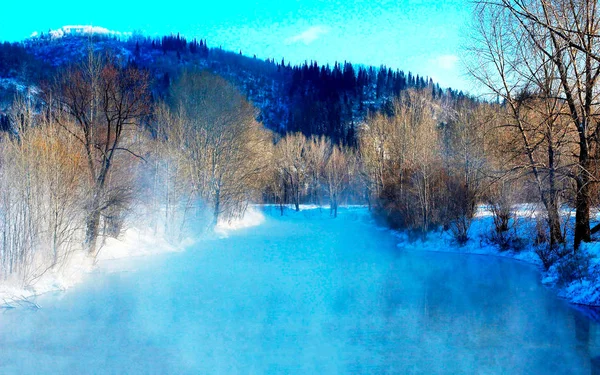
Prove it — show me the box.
[31,25,131,39]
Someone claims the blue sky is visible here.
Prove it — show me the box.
[1,0,473,91]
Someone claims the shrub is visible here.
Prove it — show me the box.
[556,251,592,285]
[485,229,525,252]
[443,177,477,245]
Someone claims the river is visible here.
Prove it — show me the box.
[0,207,598,374]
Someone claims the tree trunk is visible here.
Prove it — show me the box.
[86,164,110,258]
[574,142,592,249]
[575,173,592,249]
[213,188,221,226]
[281,184,287,216]
[329,193,338,218]
[546,138,564,248]
[333,199,338,218]
[546,199,564,248]
[294,184,300,212]
[85,202,101,257]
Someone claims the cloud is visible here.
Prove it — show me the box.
[431,54,459,70]
[285,26,330,45]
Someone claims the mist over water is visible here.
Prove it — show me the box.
[0,207,598,374]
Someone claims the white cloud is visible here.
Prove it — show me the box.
[431,54,459,70]
[285,26,330,45]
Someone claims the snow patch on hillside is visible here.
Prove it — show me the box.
[41,25,132,39]
[0,78,37,94]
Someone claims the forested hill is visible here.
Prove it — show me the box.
[0,31,467,143]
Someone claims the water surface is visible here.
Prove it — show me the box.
[0,208,598,374]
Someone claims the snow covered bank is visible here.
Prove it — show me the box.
[393,206,600,307]
[0,250,95,309]
[0,205,351,307]
[543,240,600,306]
[97,227,190,261]
[0,206,265,307]
[215,205,265,236]
[0,226,185,307]
[4,203,598,311]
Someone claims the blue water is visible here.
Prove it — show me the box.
[0,207,598,374]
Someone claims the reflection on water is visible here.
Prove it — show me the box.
[0,209,599,374]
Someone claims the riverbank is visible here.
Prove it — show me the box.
[0,227,185,308]
[0,206,267,308]
[3,204,599,310]
[392,206,600,307]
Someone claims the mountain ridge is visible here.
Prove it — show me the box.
[0,29,469,142]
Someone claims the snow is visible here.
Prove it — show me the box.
[0,205,265,307]
[0,251,93,307]
[552,241,600,306]
[42,25,132,39]
[0,224,191,307]
[4,203,600,309]
[0,78,27,93]
[98,228,185,261]
[0,206,598,374]
[393,204,600,307]
[215,205,265,236]
[393,212,542,266]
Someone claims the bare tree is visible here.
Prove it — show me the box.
[8,88,36,137]
[51,52,151,257]
[324,144,356,217]
[304,135,329,207]
[0,117,88,285]
[358,110,391,202]
[166,70,272,224]
[358,89,445,233]
[273,133,309,211]
[148,103,197,239]
[469,0,600,249]
[440,100,493,243]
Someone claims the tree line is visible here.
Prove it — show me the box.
[1,30,464,150]
[0,50,588,287]
[0,47,569,288]
[0,51,368,286]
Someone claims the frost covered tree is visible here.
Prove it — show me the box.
[0,115,88,284]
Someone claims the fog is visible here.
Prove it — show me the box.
[0,207,598,374]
